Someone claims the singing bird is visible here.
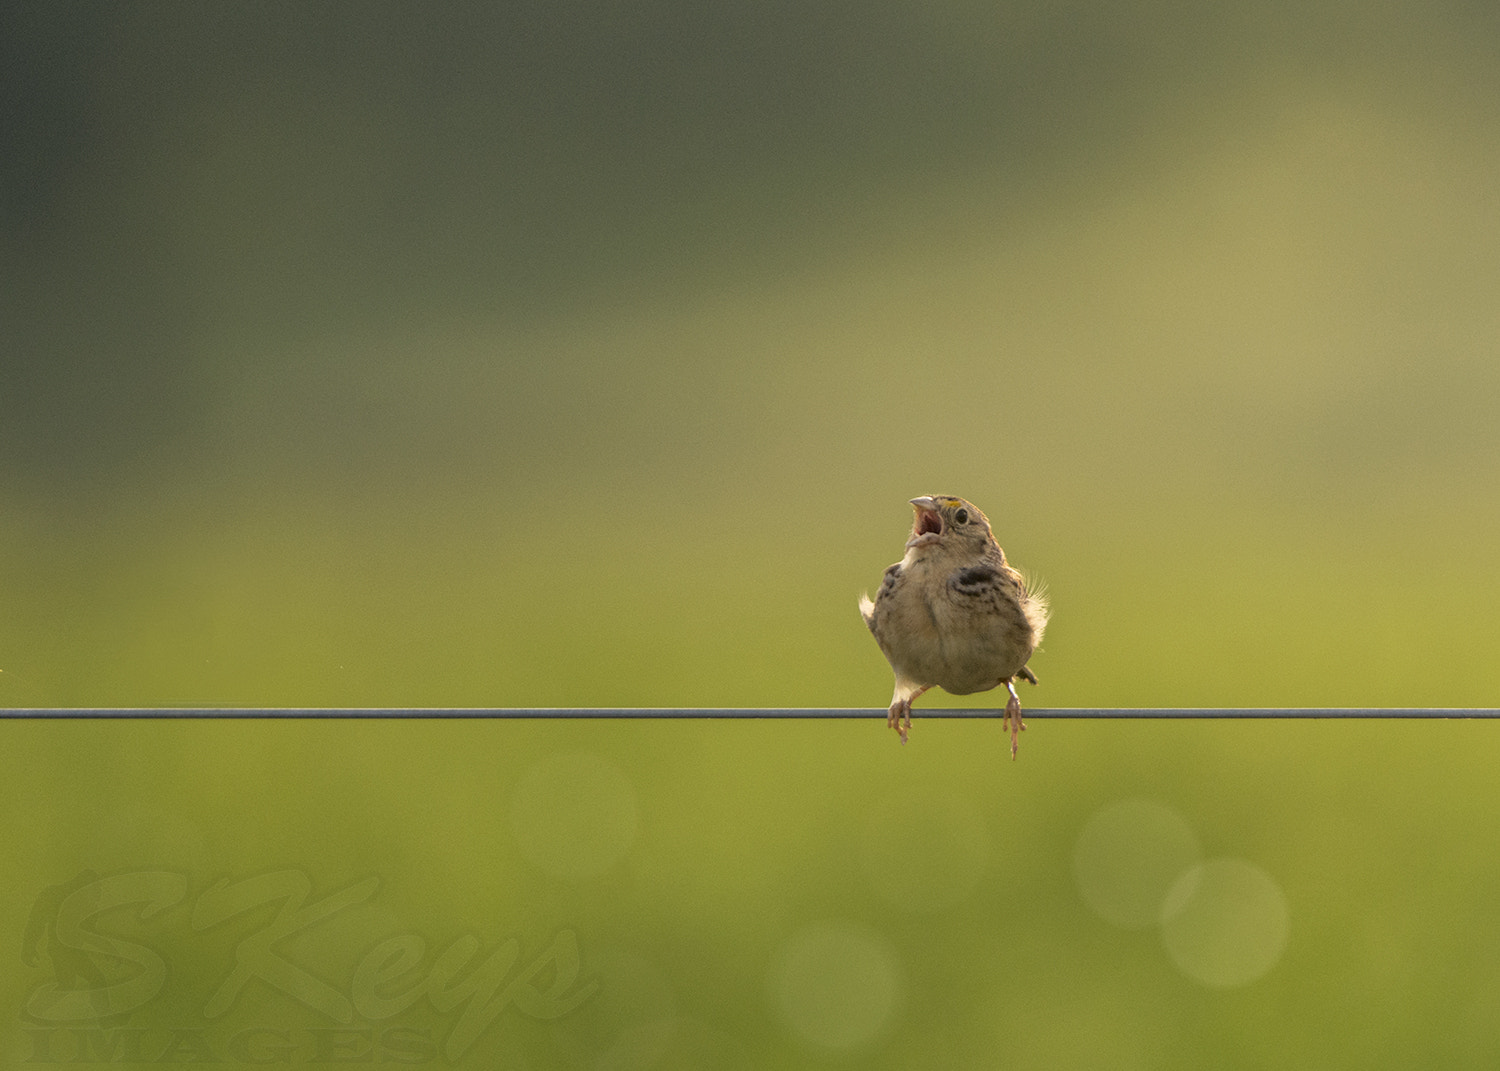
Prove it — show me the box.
[859,495,1049,758]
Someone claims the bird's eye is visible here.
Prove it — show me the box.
[954,508,969,524]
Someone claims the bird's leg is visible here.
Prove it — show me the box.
[1003,679,1026,760]
[888,685,929,744]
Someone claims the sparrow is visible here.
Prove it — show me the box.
[859,495,1049,758]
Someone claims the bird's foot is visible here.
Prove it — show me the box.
[887,698,910,744]
[1004,680,1026,760]
[887,686,929,745]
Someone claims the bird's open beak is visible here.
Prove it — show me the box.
[906,497,944,548]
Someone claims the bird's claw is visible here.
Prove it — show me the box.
[887,700,910,744]
[888,687,929,745]
[1004,680,1026,760]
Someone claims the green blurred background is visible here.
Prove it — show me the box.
[5,1,1500,1067]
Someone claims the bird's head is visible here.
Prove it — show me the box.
[906,495,995,554]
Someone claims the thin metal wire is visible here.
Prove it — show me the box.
[3,708,1499,720]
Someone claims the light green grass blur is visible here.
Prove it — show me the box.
[5,3,1500,1067]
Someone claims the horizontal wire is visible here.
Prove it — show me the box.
[3,708,1500,720]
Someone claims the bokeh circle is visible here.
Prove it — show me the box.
[1160,858,1289,987]
[1073,799,1202,930]
[767,920,902,1051]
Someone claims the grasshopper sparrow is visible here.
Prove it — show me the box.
[859,496,1049,758]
